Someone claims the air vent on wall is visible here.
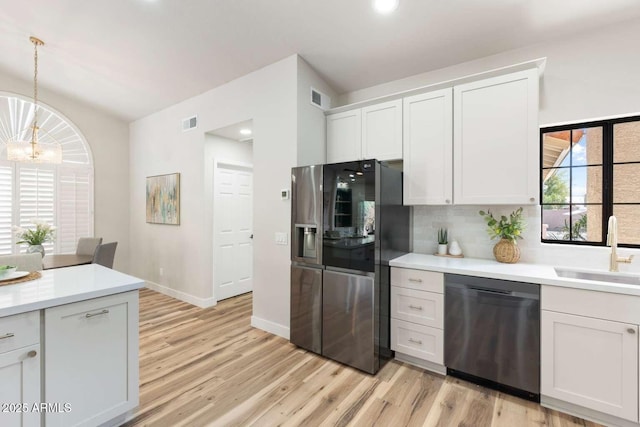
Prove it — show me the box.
[182,115,198,132]
[310,87,330,110]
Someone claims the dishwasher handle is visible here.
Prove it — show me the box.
[469,286,511,296]
[445,274,540,300]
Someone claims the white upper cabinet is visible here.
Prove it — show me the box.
[326,109,362,163]
[453,68,539,205]
[403,89,453,205]
[362,99,403,161]
[327,100,402,163]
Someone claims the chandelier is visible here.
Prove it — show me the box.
[6,37,62,164]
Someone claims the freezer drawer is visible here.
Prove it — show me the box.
[290,265,322,354]
[322,269,377,374]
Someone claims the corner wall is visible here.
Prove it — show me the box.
[129,55,299,336]
[0,68,131,271]
[296,57,338,166]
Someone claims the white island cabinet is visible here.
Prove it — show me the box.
[45,291,139,427]
[0,264,144,427]
[0,312,41,427]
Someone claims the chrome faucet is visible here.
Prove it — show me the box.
[607,215,634,272]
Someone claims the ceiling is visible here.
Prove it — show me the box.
[2,0,640,122]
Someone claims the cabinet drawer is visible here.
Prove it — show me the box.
[0,311,39,354]
[391,267,443,293]
[542,285,640,325]
[391,318,443,364]
[391,286,443,328]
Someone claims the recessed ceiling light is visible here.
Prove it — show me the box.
[240,129,252,136]
[373,0,399,14]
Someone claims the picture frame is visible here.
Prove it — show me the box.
[146,173,180,225]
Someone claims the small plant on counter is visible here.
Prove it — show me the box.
[437,228,448,244]
[478,208,525,243]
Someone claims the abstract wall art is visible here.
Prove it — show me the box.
[146,173,180,225]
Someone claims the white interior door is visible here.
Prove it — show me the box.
[214,161,253,301]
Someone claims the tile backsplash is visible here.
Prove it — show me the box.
[412,205,640,273]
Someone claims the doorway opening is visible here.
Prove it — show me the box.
[207,120,254,302]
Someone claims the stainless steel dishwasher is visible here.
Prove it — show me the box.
[445,274,540,401]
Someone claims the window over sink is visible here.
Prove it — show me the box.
[541,115,640,247]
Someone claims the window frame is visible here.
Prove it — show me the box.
[0,92,95,255]
[540,114,640,248]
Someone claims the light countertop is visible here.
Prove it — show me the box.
[390,253,640,297]
[0,264,144,317]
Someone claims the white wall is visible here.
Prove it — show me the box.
[296,57,338,166]
[340,20,640,273]
[204,134,253,166]
[0,68,131,271]
[129,55,299,336]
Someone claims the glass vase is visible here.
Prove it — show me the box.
[27,244,45,258]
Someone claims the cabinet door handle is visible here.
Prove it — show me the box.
[85,309,109,318]
[445,199,451,204]
[408,338,423,345]
[529,197,535,202]
[27,350,37,358]
[409,305,423,311]
[627,328,636,334]
[408,278,422,283]
[0,332,15,340]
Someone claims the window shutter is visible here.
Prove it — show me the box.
[57,167,93,254]
[0,166,12,255]
[17,166,55,254]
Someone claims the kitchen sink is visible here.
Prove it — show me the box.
[554,267,640,285]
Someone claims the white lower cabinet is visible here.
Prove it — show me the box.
[541,310,638,422]
[0,344,40,427]
[0,311,40,427]
[391,318,443,364]
[390,267,444,373]
[541,285,640,424]
[44,291,139,427]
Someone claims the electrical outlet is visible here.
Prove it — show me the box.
[159,267,164,276]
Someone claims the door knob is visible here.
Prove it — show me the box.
[27,350,37,358]
[628,328,636,334]
[250,234,254,239]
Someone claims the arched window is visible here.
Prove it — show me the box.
[0,93,94,255]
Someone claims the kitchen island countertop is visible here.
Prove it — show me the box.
[0,264,144,317]
[390,253,640,297]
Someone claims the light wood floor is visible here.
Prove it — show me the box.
[126,288,601,427]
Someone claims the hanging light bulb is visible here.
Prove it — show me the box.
[6,37,62,164]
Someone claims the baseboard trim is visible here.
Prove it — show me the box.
[251,315,289,340]
[144,281,216,309]
[541,395,637,427]
[394,352,446,376]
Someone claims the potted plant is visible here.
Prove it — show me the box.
[437,228,448,255]
[479,208,525,263]
[13,219,56,258]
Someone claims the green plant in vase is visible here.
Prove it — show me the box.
[478,208,525,263]
[13,219,56,258]
[437,228,448,255]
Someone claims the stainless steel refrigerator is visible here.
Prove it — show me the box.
[290,160,410,374]
[290,165,323,354]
